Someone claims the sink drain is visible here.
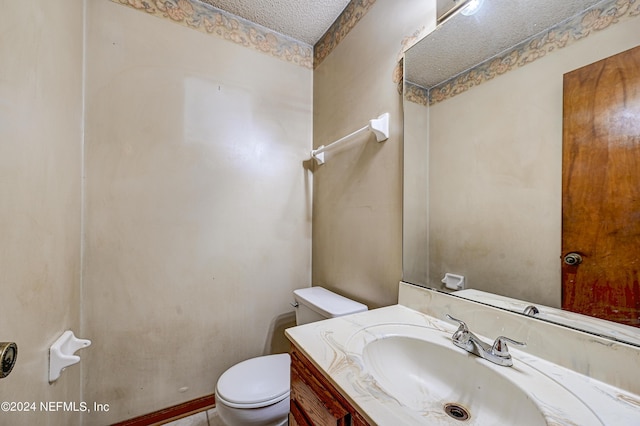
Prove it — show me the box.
[444,403,470,421]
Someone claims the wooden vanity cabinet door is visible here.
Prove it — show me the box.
[289,344,371,426]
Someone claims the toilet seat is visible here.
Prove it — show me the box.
[215,353,290,409]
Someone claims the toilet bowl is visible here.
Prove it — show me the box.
[214,287,367,426]
[215,354,290,426]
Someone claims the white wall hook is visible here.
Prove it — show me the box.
[49,330,91,383]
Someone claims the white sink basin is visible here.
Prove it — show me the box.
[363,335,544,424]
[346,323,603,425]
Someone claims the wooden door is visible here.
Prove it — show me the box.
[562,45,640,327]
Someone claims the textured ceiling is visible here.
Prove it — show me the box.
[406,0,607,88]
[199,0,351,45]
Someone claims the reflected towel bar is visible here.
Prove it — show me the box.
[311,113,389,165]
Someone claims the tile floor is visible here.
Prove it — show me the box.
[163,408,225,426]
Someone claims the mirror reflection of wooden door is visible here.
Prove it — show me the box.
[562,45,640,328]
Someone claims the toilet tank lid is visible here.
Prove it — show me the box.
[294,287,368,318]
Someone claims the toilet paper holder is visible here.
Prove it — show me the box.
[441,273,466,291]
[49,331,91,383]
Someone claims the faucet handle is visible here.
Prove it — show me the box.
[445,314,468,331]
[445,314,471,342]
[491,336,526,357]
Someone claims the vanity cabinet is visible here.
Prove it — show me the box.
[289,344,370,426]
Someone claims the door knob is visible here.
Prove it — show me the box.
[0,342,17,379]
[563,252,583,266]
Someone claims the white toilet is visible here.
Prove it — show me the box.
[215,287,368,426]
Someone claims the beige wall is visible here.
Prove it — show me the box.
[0,0,84,425]
[313,0,433,308]
[427,17,640,307]
[82,1,312,423]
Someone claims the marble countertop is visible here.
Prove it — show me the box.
[285,305,640,425]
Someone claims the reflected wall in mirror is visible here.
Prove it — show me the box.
[402,0,640,344]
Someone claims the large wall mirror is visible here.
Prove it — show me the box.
[403,0,640,346]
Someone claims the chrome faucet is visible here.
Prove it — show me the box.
[446,314,526,367]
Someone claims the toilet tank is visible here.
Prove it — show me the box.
[293,287,368,325]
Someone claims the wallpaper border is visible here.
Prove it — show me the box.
[313,0,377,68]
[109,0,314,68]
[109,0,377,70]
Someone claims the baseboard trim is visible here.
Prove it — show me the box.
[112,394,216,426]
